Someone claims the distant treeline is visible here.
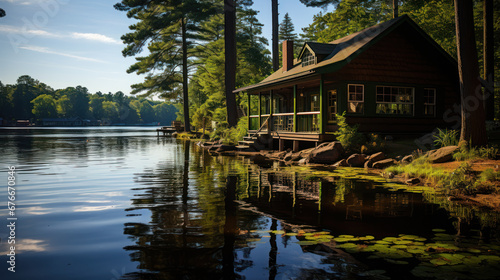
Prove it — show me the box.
[0,75,178,125]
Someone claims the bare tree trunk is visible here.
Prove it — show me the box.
[225,0,238,127]
[181,17,191,132]
[393,0,399,18]
[484,0,494,120]
[272,0,279,72]
[455,0,487,146]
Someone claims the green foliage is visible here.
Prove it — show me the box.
[1,75,177,125]
[453,145,498,161]
[31,94,57,119]
[279,13,298,41]
[333,112,364,153]
[433,128,458,148]
[213,117,248,145]
[361,133,385,154]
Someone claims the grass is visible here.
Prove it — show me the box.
[385,154,500,196]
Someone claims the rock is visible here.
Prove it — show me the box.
[406,178,420,185]
[401,154,413,164]
[215,145,236,153]
[306,141,344,164]
[372,159,395,169]
[298,158,307,165]
[367,152,385,162]
[333,159,348,167]
[208,144,221,152]
[250,154,270,164]
[284,151,302,162]
[427,145,458,163]
[364,159,374,168]
[387,172,395,179]
[346,153,366,167]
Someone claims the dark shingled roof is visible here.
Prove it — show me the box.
[234,14,455,93]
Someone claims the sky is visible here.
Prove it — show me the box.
[0,0,331,95]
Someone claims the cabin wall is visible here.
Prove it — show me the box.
[323,24,460,134]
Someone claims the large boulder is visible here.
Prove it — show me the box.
[333,159,349,167]
[402,154,413,164]
[364,159,374,169]
[306,141,344,164]
[427,146,458,163]
[368,152,385,162]
[346,153,367,167]
[215,145,236,153]
[372,159,396,169]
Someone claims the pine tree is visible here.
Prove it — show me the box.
[115,0,215,132]
[279,13,298,42]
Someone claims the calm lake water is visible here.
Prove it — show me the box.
[1,127,500,280]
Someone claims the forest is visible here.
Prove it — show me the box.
[0,75,177,125]
[113,0,499,140]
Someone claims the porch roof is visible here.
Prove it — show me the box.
[234,14,455,94]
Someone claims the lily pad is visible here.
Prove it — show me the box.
[296,240,318,246]
[385,259,409,265]
[432,229,447,233]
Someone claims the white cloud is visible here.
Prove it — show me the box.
[71,32,121,44]
[3,0,51,5]
[0,25,121,44]
[19,45,105,63]
[0,25,61,38]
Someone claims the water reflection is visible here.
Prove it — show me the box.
[125,141,500,279]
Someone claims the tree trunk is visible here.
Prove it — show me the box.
[484,0,494,120]
[272,0,279,72]
[224,0,238,128]
[181,17,191,132]
[455,0,487,146]
[393,0,399,18]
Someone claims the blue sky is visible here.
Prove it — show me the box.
[0,0,330,95]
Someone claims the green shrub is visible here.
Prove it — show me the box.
[219,117,248,145]
[333,112,365,153]
[453,145,498,161]
[433,128,458,148]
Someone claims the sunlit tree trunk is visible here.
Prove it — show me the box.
[225,0,238,127]
[454,0,487,146]
[181,17,191,132]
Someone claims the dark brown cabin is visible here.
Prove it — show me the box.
[234,15,460,150]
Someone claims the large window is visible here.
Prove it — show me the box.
[423,88,436,116]
[376,86,414,115]
[348,84,364,114]
[328,89,337,122]
[302,51,315,67]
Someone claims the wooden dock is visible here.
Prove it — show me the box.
[157,121,184,136]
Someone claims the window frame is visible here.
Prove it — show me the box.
[423,88,436,117]
[375,85,415,116]
[347,84,364,114]
[301,51,316,67]
[328,89,337,123]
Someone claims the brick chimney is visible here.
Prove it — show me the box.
[283,40,294,72]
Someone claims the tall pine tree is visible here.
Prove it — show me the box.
[115,0,215,132]
[279,13,298,41]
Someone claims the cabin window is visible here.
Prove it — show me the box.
[423,88,436,116]
[311,94,320,111]
[375,86,414,115]
[328,89,337,122]
[302,51,315,67]
[348,84,364,114]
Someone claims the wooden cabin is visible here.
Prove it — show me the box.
[234,15,460,150]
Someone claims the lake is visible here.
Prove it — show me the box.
[1,127,499,280]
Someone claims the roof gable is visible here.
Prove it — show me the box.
[235,14,456,93]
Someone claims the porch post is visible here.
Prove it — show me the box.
[269,90,273,131]
[247,92,251,131]
[319,76,325,134]
[293,85,297,132]
[258,92,262,128]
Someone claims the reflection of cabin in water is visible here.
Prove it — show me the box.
[246,169,417,225]
[234,15,459,151]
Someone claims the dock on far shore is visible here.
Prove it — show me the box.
[157,121,184,136]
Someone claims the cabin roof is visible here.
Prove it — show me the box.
[234,14,455,93]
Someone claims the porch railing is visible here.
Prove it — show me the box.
[249,111,320,133]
